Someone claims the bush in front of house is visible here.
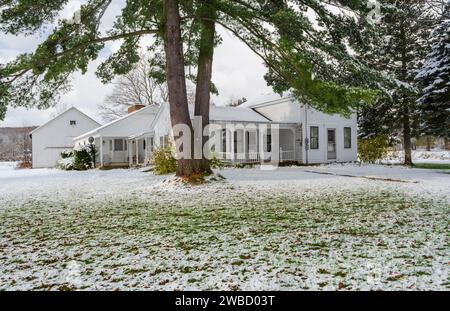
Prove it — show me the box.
[209,153,226,169]
[358,136,390,164]
[58,145,95,171]
[73,145,94,170]
[152,144,177,175]
[57,150,75,170]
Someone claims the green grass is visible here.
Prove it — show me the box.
[412,163,450,170]
[0,186,448,291]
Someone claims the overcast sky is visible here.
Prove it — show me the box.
[0,1,272,127]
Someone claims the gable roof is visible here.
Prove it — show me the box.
[30,107,101,135]
[74,105,160,140]
[198,105,271,122]
[239,92,294,108]
[150,104,271,132]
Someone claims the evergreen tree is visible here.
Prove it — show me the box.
[415,1,450,141]
[358,0,441,165]
[1,0,379,176]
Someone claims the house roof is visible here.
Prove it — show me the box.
[189,105,271,123]
[30,107,101,135]
[239,92,294,108]
[74,105,160,140]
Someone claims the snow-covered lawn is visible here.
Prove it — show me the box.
[0,163,448,290]
[382,149,450,164]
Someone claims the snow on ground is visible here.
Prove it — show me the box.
[382,149,450,164]
[0,163,449,290]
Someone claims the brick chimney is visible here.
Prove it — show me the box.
[128,104,146,114]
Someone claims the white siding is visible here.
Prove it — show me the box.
[32,108,100,168]
[253,99,358,164]
[153,105,173,148]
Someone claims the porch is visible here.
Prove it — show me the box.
[213,123,302,164]
[93,133,155,168]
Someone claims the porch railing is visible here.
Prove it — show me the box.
[280,149,295,162]
[217,152,261,164]
[217,149,295,164]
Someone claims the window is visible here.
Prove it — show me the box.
[310,126,319,149]
[266,132,272,153]
[143,140,146,150]
[222,129,227,153]
[109,140,113,151]
[70,120,77,126]
[114,139,124,151]
[344,127,352,149]
[150,137,154,152]
[160,136,170,147]
[164,135,170,146]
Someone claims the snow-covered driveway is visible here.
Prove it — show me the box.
[0,163,449,290]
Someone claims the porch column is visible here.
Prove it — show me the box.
[144,138,148,165]
[256,129,260,162]
[243,129,247,161]
[271,125,280,165]
[99,136,103,168]
[135,139,139,165]
[128,140,132,167]
[229,129,235,162]
[111,138,115,163]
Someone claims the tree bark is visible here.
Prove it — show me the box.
[426,136,431,151]
[162,0,196,177]
[193,0,216,175]
[399,21,413,166]
[403,105,413,166]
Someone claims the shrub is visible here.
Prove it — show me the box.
[73,145,93,170]
[209,153,226,169]
[16,159,32,169]
[58,145,95,171]
[358,136,390,164]
[60,150,73,159]
[57,156,76,170]
[152,144,177,175]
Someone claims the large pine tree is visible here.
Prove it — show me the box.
[358,0,441,165]
[415,1,450,142]
[1,0,379,177]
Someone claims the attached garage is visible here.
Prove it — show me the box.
[30,107,100,168]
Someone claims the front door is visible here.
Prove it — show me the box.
[327,129,336,160]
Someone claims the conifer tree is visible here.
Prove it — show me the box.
[415,1,450,143]
[358,0,441,165]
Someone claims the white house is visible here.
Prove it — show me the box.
[30,107,101,168]
[240,93,358,164]
[71,93,358,168]
[148,93,357,165]
[73,105,160,167]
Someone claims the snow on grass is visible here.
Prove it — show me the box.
[0,161,17,170]
[382,149,450,164]
[0,166,449,290]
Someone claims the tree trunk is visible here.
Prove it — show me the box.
[162,0,196,177]
[399,22,413,166]
[426,136,431,151]
[403,106,413,166]
[193,0,216,176]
